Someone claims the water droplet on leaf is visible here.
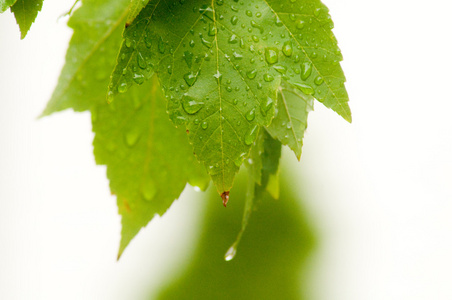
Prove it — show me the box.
[265,48,279,64]
[182,95,204,114]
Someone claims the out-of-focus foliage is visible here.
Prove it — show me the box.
[156,172,316,300]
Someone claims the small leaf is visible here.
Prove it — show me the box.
[41,0,131,116]
[93,76,210,258]
[267,81,314,159]
[10,0,43,39]
[42,0,209,256]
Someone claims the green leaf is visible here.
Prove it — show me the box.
[258,129,282,198]
[41,0,131,116]
[93,76,210,258]
[126,0,149,25]
[267,81,313,159]
[226,130,282,260]
[0,0,17,13]
[108,0,350,195]
[42,0,209,256]
[10,0,43,39]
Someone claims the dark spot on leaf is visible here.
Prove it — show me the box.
[125,23,130,28]
[221,191,229,207]
[123,199,131,212]
[186,130,189,134]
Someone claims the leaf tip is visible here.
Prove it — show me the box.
[106,91,115,104]
[221,191,229,207]
[344,112,352,123]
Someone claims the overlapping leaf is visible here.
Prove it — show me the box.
[267,81,313,159]
[93,77,209,257]
[226,130,282,260]
[41,0,131,116]
[108,0,350,194]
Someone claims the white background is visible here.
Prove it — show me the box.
[1,0,452,299]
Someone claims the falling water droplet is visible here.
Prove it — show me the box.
[314,76,324,85]
[224,244,237,261]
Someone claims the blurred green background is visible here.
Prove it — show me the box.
[155,171,316,300]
